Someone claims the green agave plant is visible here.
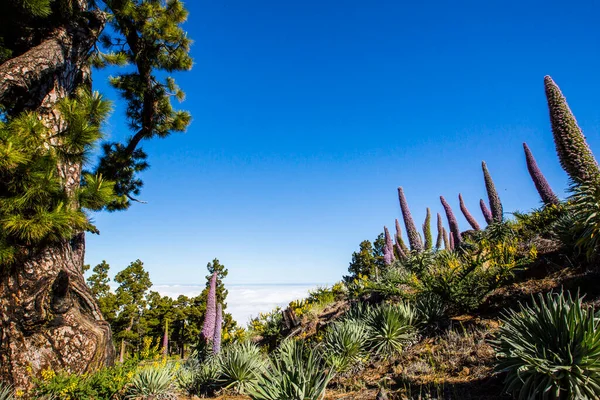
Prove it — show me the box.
[324,318,370,373]
[248,340,335,400]
[492,291,600,400]
[365,302,418,358]
[125,365,177,400]
[218,341,265,394]
[0,383,13,400]
[176,357,221,397]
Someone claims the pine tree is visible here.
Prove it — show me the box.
[440,196,462,246]
[0,0,193,386]
[422,208,433,250]
[87,260,118,323]
[397,187,423,252]
[482,161,503,223]
[523,143,560,205]
[544,76,599,184]
[459,194,481,230]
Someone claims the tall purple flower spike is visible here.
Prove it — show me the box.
[201,271,218,342]
[435,213,443,249]
[459,194,480,230]
[544,75,600,184]
[480,199,493,224]
[442,227,450,250]
[395,218,409,254]
[482,161,503,223]
[397,187,423,252]
[162,319,168,357]
[440,196,462,246]
[383,226,395,265]
[212,303,223,355]
[422,208,433,250]
[523,143,560,205]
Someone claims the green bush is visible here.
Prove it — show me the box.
[414,292,448,327]
[324,318,370,373]
[0,383,13,400]
[218,341,265,394]
[176,357,221,397]
[365,302,417,358]
[248,340,335,400]
[125,365,176,400]
[492,291,600,400]
[569,182,600,261]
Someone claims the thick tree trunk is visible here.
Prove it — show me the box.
[0,235,115,391]
[0,6,113,392]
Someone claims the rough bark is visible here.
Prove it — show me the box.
[0,7,114,392]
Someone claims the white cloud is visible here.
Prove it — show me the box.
[152,283,329,325]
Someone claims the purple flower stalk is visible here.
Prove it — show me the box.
[442,227,450,250]
[201,272,218,342]
[459,194,480,230]
[435,213,443,249]
[440,196,462,246]
[423,208,433,250]
[212,303,223,355]
[482,161,503,223]
[395,242,406,260]
[544,76,600,184]
[383,226,395,265]
[397,187,423,252]
[480,199,493,224]
[395,218,409,254]
[162,320,169,357]
[523,143,560,205]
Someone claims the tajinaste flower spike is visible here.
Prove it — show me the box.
[395,242,406,260]
[397,187,423,252]
[395,218,409,254]
[480,199,493,224]
[162,319,168,357]
[442,227,450,250]
[383,226,395,265]
[201,271,218,342]
[482,161,503,223]
[423,208,433,250]
[440,196,462,246]
[212,303,223,355]
[523,142,560,205]
[544,75,600,184]
[435,213,443,249]
[459,193,480,230]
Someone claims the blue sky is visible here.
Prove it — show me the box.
[86,0,600,285]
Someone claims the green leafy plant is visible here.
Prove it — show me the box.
[218,341,265,394]
[492,291,600,400]
[248,340,335,400]
[125,365,177,400]
[365,303,418,357]
[0,383,13,400]
[176,357,221,397]
[568,182,600,261]
[414,293,448,328]
[324,318,370,373]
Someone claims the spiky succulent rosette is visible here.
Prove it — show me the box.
[201,271,218,341]
[544,75,600,184]
[397,187,423,252]
[442,227,450,250]
[212,303,223,354]
[482,161,503,222]
[423,208,433,250]
[480,199,493,224]
[435,213,443,249]
[523,143,560,205]
[440,196,462,246]
[459,193,480,230]
[383,226,395,265]
[395,218,409,254]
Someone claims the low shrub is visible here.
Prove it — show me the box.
[492,291,600,399]
[176,357,221,397]
[218,341,265,394]
[248,340,335,400]
[0,383,13,400]
[125,365,177,400]
[414,292,448,328]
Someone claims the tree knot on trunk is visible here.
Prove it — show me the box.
[50,270,72,314]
